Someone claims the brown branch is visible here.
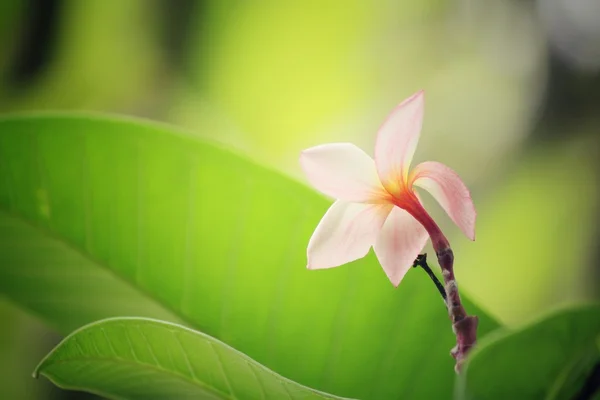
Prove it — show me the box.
[413,254,446,302]
[436,247,479,372]
[402,196,478,372]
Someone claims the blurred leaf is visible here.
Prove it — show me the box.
[1,0,163,113]
[0,0,21,29]
[0,113,498,399]
[457,140,599,324]
[0,0,24,77]
[35,317,349,400]
[456,304,600,400]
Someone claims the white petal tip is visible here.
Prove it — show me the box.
[299,147,318,165]
[408,90,425,102]
[465,220,476,241]
[299,150,309,164]
[306,260,334,270]
[393,90,425,112]
[461,227,476,241]
[389,278,401,288]
[385,272,403,288]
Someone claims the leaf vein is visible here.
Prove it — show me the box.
[100,328,118,357]
[123,324,140,362]
[247,361,267,400]
[136,325,160,366]
[208,340,236,399]
[172,330,198,381]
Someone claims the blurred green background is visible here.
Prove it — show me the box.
[0,0,599,398]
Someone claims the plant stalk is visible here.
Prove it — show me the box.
[404,197,478,372]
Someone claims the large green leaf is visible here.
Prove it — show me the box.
[0,211,182,332]
[456,304,600,400]
[35,317,348,400]
[0,114,498,399]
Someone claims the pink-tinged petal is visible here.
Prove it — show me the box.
[374,90,425,188]
[373,206,429,287]
[300,143,387,203]
[411,161,476,240]
[307,201,392,270]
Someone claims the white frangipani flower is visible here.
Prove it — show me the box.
[300,90,476,287]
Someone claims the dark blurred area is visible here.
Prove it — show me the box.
[0,0,598,398]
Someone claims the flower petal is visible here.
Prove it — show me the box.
[307,201,392,270]
[373,206,429,287]
[411,161,476,240]
[300,143,386,202]
[374,90,425,188]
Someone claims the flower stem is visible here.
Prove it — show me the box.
[412,254,446,302]
[403,197,478,372]
[435,246,478,373]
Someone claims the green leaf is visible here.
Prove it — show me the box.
[0,211,182,332]
[456,304,600,400]
[35,317,348,400]
[0,113,498,399]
